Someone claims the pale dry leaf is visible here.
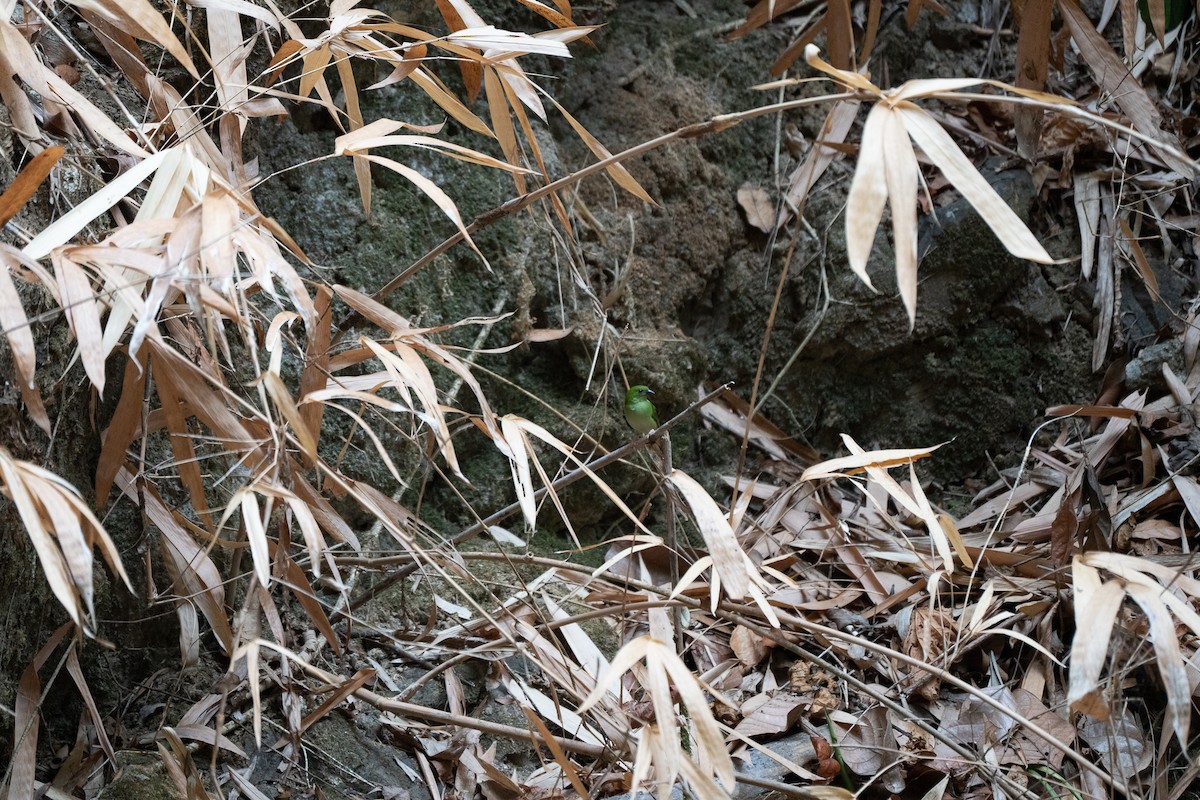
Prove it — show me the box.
[1059,0,1193,175]
[141,478,234,653]
[737,184,775,233]
[780,99,860,224]
[1067,558,1124,721]
[1078,707,1152,776]
[53,252,106,394]
[844,103,888,290]
[734,691,807,736]
[505,677,608,746]
[0,20,152,158]
[1074,172,1102,280]
[882,106,919,326]
[667,469,752,600]
[63,0,199,78]
[23,149,170,260]
[898,105,1052,264]
[730,625,768,667]
[1124,582,1189,745]
[838,706,893,775]
[801,440,941,480]
[0,245,40,390]
[0,451,84,629]
[508,416,653,536]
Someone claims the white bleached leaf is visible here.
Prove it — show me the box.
[898,105,1052,264]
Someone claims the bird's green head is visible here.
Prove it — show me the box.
[626,385,654,402]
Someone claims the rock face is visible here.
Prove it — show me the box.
[534,2,1096,483]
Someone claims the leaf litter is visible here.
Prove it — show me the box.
[1,0,1200,797]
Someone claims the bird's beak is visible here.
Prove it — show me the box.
[646,388,655,394]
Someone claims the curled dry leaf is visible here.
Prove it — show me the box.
[730,624,769,667]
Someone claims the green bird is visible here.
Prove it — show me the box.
[623,385,659,435]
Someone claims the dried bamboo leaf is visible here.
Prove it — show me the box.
[409,67,493,136]
[844,104,888,289]
[826,0,853,68]
[0,245,40,393]
[1067,559,1124,720]
[667,469,751,600]
[1059,0,1193,175]
[292,473,360,551]
[0,449,85,629]
[501,417,537,528]
[53,252,107,394]
[0,20,152,158]
[8,655,42,800]
[26,470,96,619]
[549,97,654,204]
[23,149,169,260]
[349,152,487,266]
[781,99,859,225]
[65,0,198,77]
[487,67,526,191]
[898,105,1052,264]
[1073,172,1101,280]
[883,107,919,326]
[446,25,572,56]
[802,441,941,480]
[0,145,64,228]
[143,479,234,653]
[278,559,338,655]
[1125,583,1189,745]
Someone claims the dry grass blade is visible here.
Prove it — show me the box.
[0,246,41,394]
[780,99,859,225]
[1074,172,1101,280]
[220,489,272,588]
[140,476,235,654]
[504,416,653,535]
[53,252,107,394]
[579,636,734,797]
[1124,583,1189,745]
[548,97,655,204]
[157,727,214,800]
[0,19,152,158]
[363,337,464,479]
[4,625,72,800]
[500,416,538,528]
[0,449,134,632]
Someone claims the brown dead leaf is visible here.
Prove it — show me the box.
[730,625,768,667]
[735,691,808,736]
[0,145,63,227]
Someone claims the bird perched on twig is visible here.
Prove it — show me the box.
[624,385,659,435]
